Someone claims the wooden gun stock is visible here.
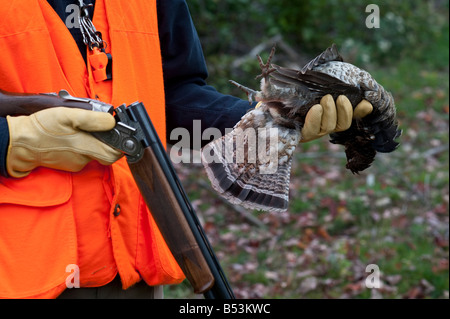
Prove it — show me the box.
[0,89,95,117]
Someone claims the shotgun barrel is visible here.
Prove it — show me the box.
[125,102,235,298]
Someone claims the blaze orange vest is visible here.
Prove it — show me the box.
[0,0,185,298]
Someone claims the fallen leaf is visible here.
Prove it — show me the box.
[420,279,435,294]
[317,226,331,241]
[299,277,318,294]
[344,282,363,293]
[385,274,402,285]
[405,287,422,299]
[443,104,449,114]
[432,259,449,273]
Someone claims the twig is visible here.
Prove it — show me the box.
[231,34,309,70]
[231,35,282,69]
[276,39,306,65]
[296,151,346,159]
[420,144,449,158]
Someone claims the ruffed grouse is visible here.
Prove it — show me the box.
[201,44,401,212]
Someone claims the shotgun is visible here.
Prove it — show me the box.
[0,89,235,299]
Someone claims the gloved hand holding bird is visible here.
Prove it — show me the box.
[201,44,401,212]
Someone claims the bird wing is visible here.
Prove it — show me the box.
[270,63,362,106]
[300,43,343,74]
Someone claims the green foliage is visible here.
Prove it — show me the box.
[188,0,449,81]
[265,0,449,66]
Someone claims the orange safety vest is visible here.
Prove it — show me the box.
[0,0,185,298]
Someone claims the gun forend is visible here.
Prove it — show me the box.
[124,102,234,298]
[128,147,215,293]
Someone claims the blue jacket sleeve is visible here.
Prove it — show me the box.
[157,0,253,148]
[0,117,9,177]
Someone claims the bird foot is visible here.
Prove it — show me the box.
[229,80,258,104]
[255,46,276,80]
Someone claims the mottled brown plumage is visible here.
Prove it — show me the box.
[202,44,401,212]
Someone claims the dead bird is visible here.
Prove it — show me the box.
[202,44,401,212]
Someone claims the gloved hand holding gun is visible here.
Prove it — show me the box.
[0,88,234,299]
[6,107,122,178]
[0,89,122,178]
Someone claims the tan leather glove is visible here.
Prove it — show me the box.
[6,107,122,178]
[300,94,373,142]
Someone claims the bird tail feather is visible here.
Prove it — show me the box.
[201,110,297,212]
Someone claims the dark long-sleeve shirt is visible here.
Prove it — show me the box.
[0,0,251,176]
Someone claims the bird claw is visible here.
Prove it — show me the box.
[229,80,257,104]
[256,46,276,80]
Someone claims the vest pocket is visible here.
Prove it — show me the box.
[0,168,72,206]
[0,168,77,298]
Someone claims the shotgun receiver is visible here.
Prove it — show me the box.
[0,89,235,299]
